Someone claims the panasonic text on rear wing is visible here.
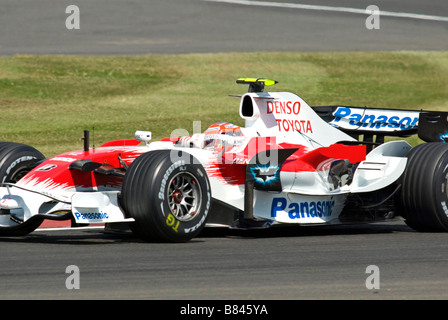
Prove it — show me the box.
[329,106,419,132]
[313,106,448,143]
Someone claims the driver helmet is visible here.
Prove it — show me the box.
[204,122,243,150]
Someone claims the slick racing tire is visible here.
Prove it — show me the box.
[121,150,211,242]
[0,142,46,236]
[399,142,448,232]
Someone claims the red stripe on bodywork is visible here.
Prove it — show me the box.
[281,144,366,172]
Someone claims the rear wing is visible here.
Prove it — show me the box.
[313,106,448,143]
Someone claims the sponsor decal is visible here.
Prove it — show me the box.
[271,197,335,219]
[267,100,301,115]
[51,157,77,162]
[331,107,419,131]
[158,160,185,201]
[37,164,58,171]
[166,213,180,232]
[265,100,313,133]
[184,211,208,233]
[74,211,109,220]
[275,119,313,133]
[442,201,448,217]
[5,156,36,177]
[250,164,280,186]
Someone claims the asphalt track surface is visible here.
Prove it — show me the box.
[1,0,448,302]
[2,221,448,301]
[1,0,448,55]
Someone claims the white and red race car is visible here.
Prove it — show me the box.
[1,78,448,242]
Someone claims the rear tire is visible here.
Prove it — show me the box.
[0,142,46,236]
[121,150,211,242]
[399,142,448,232]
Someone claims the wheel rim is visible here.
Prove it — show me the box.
[10,168,30,184]
[167,172,201,221]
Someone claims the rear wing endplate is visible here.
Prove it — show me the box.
[418,111,448,143]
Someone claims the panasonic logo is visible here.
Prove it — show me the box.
[331,107,419,131]
[271,197,335,219]
[74,211,109,220]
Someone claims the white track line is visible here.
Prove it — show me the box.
[203,0,448,22]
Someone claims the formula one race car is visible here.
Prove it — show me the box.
[1,78,448,242]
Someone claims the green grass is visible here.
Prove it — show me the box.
[0,52,447,157]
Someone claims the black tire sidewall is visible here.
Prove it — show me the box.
[432,154,448,229]
[0,142,45,235]
[400,143,448,231]
[153,159,211,240]
[0,152,41,183]
[0,143,45,183]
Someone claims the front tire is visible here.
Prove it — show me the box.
[0,142,46,236]
[121,150,211,242]
[399,142,448,231]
